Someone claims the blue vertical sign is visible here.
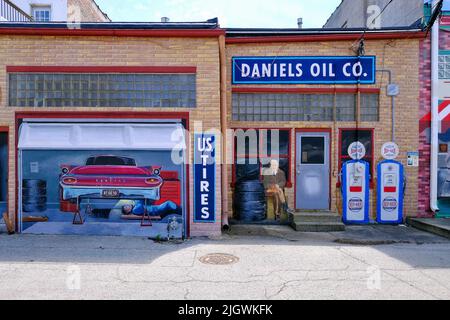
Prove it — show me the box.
[194,134,216,223]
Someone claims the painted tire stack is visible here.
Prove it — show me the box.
[22,179,47,212]
[233,180,267,222]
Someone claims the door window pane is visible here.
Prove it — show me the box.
[301,137,325,164]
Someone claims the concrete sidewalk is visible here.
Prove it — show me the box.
[407,218,450,239]
[0,225,450,300]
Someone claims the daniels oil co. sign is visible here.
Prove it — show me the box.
[232,56,376,85]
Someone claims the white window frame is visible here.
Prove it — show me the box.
[30,4,52,22]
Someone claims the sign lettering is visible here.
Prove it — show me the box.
[233,56,376,84]
[194,134,216,223]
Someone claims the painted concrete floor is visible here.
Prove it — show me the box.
[0,225,450,300]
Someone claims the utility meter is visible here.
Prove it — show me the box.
[342,160,370,225]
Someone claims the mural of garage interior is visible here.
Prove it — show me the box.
[17,120,187,239]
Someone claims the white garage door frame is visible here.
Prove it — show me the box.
[17,120,187,235]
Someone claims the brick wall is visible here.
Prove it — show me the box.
[67,0,110,22]
[0,34,222,237]
[418,33,432,217]
[418,27,450,217]
[226,38,421,220]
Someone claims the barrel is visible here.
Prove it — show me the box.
[233,180,266,222]
[22,179,47,212]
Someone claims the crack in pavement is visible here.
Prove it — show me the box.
[336,246,444,299]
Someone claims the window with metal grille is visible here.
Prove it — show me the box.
[336,94,356,121]
[339,129,374,182]
[233,129,291,186]
[8,73,197,108]
[360,93,379,122]
[232,93,377,122]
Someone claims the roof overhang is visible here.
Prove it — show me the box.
[226,28,426,44]
[0,20,224,37]
[0,22,424,41]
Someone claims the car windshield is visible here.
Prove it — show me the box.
[86,156,136,166]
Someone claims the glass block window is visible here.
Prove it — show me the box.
[336,94,356,121]
[232,93,378,122]
[31,6,51,22]
[232,93,333,122]
[360,93,379,122]
[438,54,450,79]
[8,73,196,108]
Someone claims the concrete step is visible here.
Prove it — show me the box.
[291,212,342,223]
[407,218,450,239]
[291,221,346,232]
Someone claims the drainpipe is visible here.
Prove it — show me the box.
[430,0,440,213]
[219,34,230,231]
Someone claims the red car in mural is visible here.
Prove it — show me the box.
[59,155,164,203]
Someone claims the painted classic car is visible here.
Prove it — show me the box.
[59,155,163,201]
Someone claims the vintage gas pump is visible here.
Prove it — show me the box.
[377,143,404,224]
[342,142,370,225]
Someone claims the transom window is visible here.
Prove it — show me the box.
[8,73,197,108]
[31,5,51,22]
[232,93,379,122]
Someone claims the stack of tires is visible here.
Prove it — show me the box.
[22,179,47,212]
[233,180,266,222]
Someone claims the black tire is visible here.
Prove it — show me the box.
[234,181,265,193]
[236,209,266,222]
[234,200,266,210]
[22,203,47,213]
[22,187,47,197]
[21,180,47,212]
[233,180,267,222]
[22,188,47,197]
[22,196,47,205]
[22,179,47,189]
[234,192,265,202]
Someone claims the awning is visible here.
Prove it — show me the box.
[18,123,186,150]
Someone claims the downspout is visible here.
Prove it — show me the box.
[430,0,440,213]
[219,34,230,231]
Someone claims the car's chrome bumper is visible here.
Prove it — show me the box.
[61,186,160,201]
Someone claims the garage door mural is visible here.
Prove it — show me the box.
[18,122,186,238]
